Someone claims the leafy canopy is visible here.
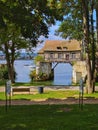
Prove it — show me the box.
[0,0,63,45]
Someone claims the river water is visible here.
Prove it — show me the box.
[0,60,72,85]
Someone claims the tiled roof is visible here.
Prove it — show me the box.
[38,40,81,53]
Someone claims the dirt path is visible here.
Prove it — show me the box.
[0,98,98,106]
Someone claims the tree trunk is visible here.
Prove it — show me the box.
[96,2,98,46]
[90,0,96,92]
[82,0,93,93]
[5,42,15,83]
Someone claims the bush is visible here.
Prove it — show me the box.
[34,55,44,64]
[2,67,9,79]
[0,65,16,80]
[0,66,8,80]
[29,69,50,81]
[29,69,36,80]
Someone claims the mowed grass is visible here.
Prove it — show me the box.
[0,89,98,130]
[0,104,98,130]
[0,90,98,100]
[0,90,79,100]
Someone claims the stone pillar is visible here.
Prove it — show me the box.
[36,62,40,75]
[36,61,53,80]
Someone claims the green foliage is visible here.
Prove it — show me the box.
[12,81,53,87]
[49,71,54,80]
[0,65,8,80]
[56,18,83,40]
[55,0,97,93]
[70,61,76,66]
[0,0,63,83]
[82,53,86,60]
[2,67,8,79]
[0,0,63,45]
[56,1,83,40]
[0,65,17,80]
[29,69,36,80]
[30,70,49,81]
[38,72,48,80]
[34,55,44,64]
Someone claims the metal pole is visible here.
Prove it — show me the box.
[5,82,8,112]
[9,94,11,107]
[79,78,84,110]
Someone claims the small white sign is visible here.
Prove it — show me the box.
[6,80,11,95]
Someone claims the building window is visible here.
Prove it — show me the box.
[71,53,76,59]
[58,53,62,59]
[50,53,54,59]
[66,54,69,60]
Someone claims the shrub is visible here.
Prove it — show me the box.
[29,69,50,81]
[34,55,44,64]
[0,66,9,80]
[0,65,16,80]
[29,69,36,80]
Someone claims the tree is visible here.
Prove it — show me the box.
[0,23,28,83]
[0,0,63,83]
[56,0,97,93]
[96,1,98,45]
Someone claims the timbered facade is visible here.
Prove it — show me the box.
[38,40,82,62]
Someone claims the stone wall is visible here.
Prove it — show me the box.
[36,61,53,80]
[36,62,52,75]
[36,61,87,83]
[72,61,87,83]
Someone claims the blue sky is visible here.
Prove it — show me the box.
[39,21,63,40]
[34,22,64,52]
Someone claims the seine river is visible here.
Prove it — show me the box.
[0,60,72,85]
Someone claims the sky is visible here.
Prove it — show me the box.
[34,22,64,53]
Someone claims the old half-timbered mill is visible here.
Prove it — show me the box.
[36,40,87,84]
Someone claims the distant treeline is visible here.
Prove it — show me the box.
[0,52,37,60]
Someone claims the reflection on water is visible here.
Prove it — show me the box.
[0,60,72,85]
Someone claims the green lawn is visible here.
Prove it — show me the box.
[0,80,98,87]
[0,90,79,100]
[0,90,98,100]
[13,81,54,86]
[0,87,98,130]
[0,81,54,87]
[0,104,98,130]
